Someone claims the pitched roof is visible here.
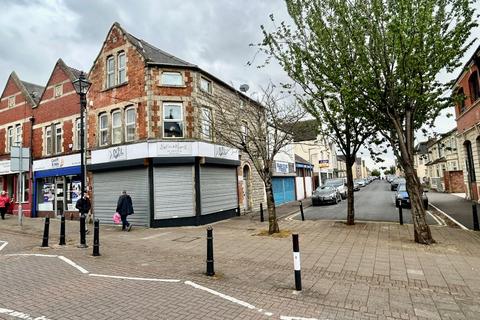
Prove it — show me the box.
[124,31,196,68]
[337,154,346,162]
[295,154,312,165]
[1,71,44,107]
[291,119,318,142]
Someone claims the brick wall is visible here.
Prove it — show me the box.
[443,170,465,193]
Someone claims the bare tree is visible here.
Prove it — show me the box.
[205,84,305,234]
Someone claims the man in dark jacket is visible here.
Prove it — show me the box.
[116,190,134,231]
[76,195,92,233]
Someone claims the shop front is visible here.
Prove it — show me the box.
[272,160,296,205]
[32,154,82,218]
[89,141,240,228]
[0,159,32,217]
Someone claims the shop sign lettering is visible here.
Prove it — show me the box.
[157,142,191,156]
[214,146,237,159]
[50,157,64,168]
[276,161,289,174]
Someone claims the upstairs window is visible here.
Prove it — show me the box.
[118,52,126,84]
[15,124,22,146]
[469,71,480,103]
[163,102,184,138]
[106,56,115,88]
[75,118,84,151]
[55,125,63,154]
[112,110,122,144]
[99,114,108,146]
[125,107,136,142]
[161,72,183,86]
[45,126,52,156]
[54,84,63,98]
[200,107,212,140]
[200,77,212,93]
[7,127,14,151]
[457,88,466,114]
[8,96,15,108]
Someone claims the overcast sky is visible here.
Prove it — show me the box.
[0,0,478,170]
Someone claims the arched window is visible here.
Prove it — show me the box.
[457,88,466,114]
[465,140,476,182]
[468,71,479,103]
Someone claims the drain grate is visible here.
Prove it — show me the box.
[172,236,200,243]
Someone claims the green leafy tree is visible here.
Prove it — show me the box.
[260,0,476,244]
[371,169,381,177]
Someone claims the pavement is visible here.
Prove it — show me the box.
[296,181,438,225]
[0,208,480,319]
[427,191,477,230]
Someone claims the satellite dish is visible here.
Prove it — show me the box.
[239,84,249,93]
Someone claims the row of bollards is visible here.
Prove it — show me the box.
[205,226,302,291]
[41,214,100,256]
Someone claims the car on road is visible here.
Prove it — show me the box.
[394,183,428,209]
[324,178,347,199]
[312,186,342,205]
[355,179,367,187]
[353,181,361,191]
[390,178,406,191]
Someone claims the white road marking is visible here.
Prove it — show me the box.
[0,307,52,320]
[184,280,274,316]
[0,241,8,252]
[57,256,89,274]
[280,317,319,320]
[429,203,469,230]
[89,274,180,282]
[6,253,58,258]
[284,213,299,221]
[427,211,443,226]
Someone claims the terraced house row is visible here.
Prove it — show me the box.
[0,22,267,227]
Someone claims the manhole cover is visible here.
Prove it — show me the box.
[172,236,200,243]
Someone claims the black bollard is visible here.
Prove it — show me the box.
[300,201,305,221]
[473,202,479,231]
[260,203,264,222]
[41,217,50,247]
[93,219,100,256]
[59,215,66,246]
[398,203,404,225]
[292,233,302,291]
[206,226,215,276]
[79,214,88,248]
[237,205,241,217]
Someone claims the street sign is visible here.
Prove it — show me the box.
[10,147,30,172]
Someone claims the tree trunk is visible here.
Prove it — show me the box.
[346,157,355,225]
[265,177,280,234]
[403,162,434,244]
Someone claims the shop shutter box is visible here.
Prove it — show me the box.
[93,168,150,226]
[154,166,195,219]
[200,166,238,215]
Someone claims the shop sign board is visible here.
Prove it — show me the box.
[33,154,81,171]
[0,160,15,175]
[156,142,192,157]
[319,159,330,168]
[276,161,290,174]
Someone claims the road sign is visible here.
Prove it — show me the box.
[10,147,30,172]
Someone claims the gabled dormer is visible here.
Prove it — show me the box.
[0,71,43,111]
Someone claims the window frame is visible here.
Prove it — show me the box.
[54,124,63,154]
[162,102,184,138]
[45,126,53,156]
[99,113,109,146]
[200,106,212,140]
[106,56,115,88]
[111,110,122,144]
[15,124,22,146]
[468,71,480,103]
[125,106,136,142]
[161,71,184,86]
[200,77,212,94]
[118,52,126,84]
[7,126,14,152]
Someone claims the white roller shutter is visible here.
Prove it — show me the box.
[200,166,238,215]
[93,168,150,226]
[154,166,195,219]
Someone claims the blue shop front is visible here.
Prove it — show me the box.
[32,153,82,218]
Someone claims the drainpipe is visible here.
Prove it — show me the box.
[29,116,35,217]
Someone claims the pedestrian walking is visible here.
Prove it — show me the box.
[76,195,92,233]
[116,190,134,231]
[0,191,11,220]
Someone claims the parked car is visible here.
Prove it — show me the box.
[390,178,406,191]
[395,183,428,209]
[353,181,361,191]
[355,179,367,187]
[312,186,342,205]
[324,178,347,199]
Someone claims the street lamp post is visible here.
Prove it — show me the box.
[73,72,91,246]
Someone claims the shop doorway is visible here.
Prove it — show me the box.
[55,177,65,216]
[242,166,251,211]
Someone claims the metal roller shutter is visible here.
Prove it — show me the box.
[93,168,150,226]
[154,166,195,219]
[200,166,238,215]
